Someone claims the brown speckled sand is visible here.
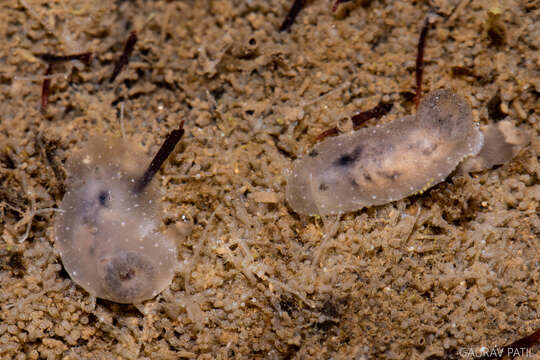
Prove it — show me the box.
[0,0,539,359]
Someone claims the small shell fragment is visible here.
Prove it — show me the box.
[286,89,484,215]
[54,137,178,303]
[250,191,279,203]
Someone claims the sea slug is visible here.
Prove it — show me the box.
[54,127,184,303]
[286,89,484,215]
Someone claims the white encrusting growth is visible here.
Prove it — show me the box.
[54,137,178,303]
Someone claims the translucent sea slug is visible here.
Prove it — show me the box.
[286,89,484,216]
[54,125,184,303]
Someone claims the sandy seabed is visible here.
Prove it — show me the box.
[0,0,539,359]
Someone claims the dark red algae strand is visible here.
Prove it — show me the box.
[315,127,340,142]
[315,127,340,141]
[38,52,92,111]
[110,30,138,82]
[134,121,185,194]
[279,0,305,32]
[315,101,393,141]
[351,101,393,126]
[36,52,92,65]
[475,329,540,360]
[332,0,354,13]
[415,16,432,110]
[40,64,52,111]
